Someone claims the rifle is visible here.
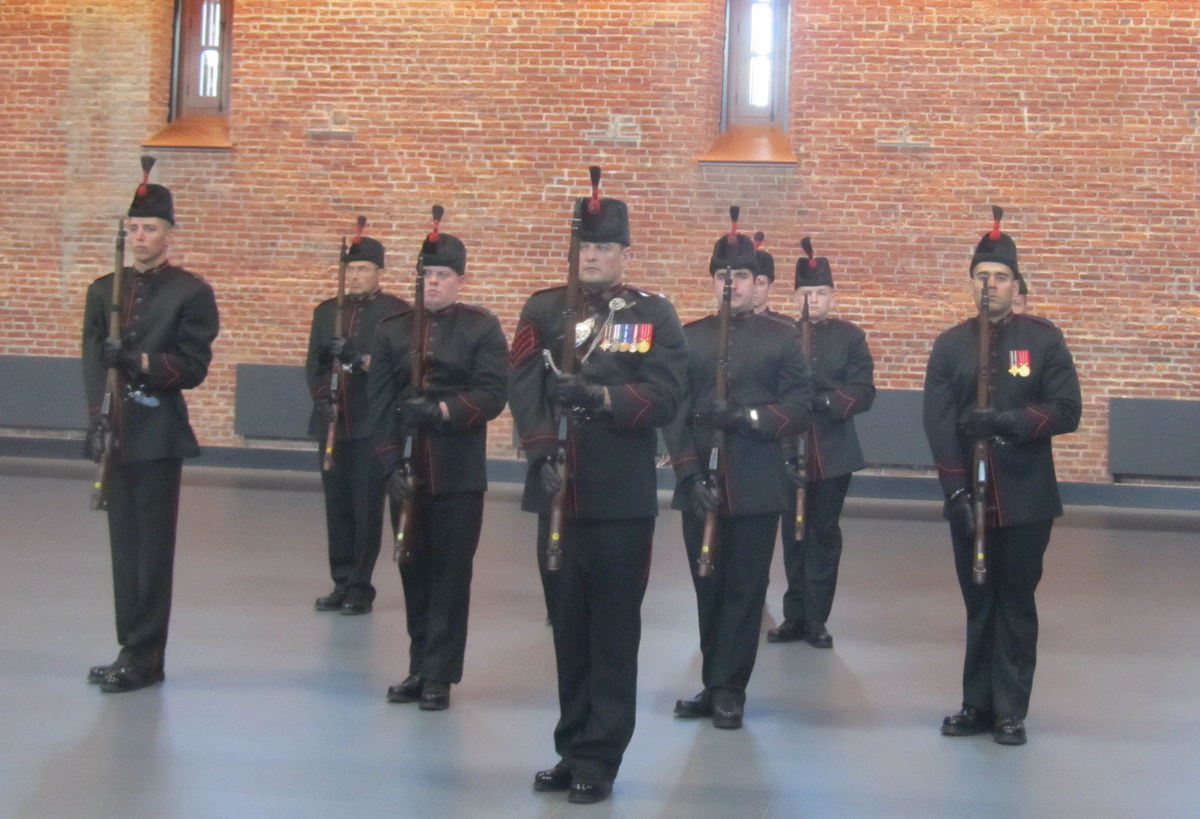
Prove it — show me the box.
[545,167,600,572]
[794,291,811,541]
[322,215,366,472]
[697,206,738,577]
[90,217,127,510]
[970,206,1001,585]
[394,205,441,564]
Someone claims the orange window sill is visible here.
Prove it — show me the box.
[142,115,232,150]
[697,124,796,165]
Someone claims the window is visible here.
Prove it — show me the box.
[725,0,788,127]
[698,0,795,164]
[144,0,233,148]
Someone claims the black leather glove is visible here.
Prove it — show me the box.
[101,339,140,378]
[538,456,563,496]
[385,469,416,505]
[328,336,356,362]
[783,459,807,489]
[552,374,605,412]
[84,422,107,463]
[945,489,975,542]
[962,407,1019,439]
[813,392,834,413]
[314,398,334,426]
[683,474,721,518]
[695,399,754,432]
[401,397,443,429]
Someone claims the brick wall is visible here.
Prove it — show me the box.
[2,0,1197,484]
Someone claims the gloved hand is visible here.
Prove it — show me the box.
[683,474,721,518]
[695,399,754,432]
[401,397,443,428]
[314,398,335,426]
[328,336,356,362]
[101,339,141,378]
[813,392,834,413]
[84,422,107,463]
[783,459,807,489]
[962,407,1019,439]
[552,374,605,412]
[538,456,563,496]
[945,489,975,542]
[385,469,416,505]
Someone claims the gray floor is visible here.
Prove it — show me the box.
[2,458,1198,818]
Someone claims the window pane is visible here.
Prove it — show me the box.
[748,55,771,108]
[199,49,220,97]
[201,0,222,48]
[750,2,774,56]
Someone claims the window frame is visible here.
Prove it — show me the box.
[171,0,233,121]
[722,0,790,130]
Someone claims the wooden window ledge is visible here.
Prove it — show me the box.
[697,125,796,165]
[143,115,232,149]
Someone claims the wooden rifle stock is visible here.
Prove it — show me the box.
[322,235,351,472]
[794,295,812,540]
[545,201,584,573]
[971,273,991,585]
[394,234,431,565]
[697,271,733,577]
[90,217,126,510]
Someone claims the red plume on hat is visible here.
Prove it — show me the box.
[794,236,833,289]
[801,236,816,269]
[576,166,630,245]
[352,215,366,246]
[420,205,467,274]
[588,166,602,215]
[970,204,1020,278]
[137,155,156,197]
[708,205,758,274]
[429,205,444,244]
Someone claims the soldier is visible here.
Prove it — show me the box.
[82,158,220,692]
[768,238,876,649]
[510,172,688,804]
[923,208,1081,745]
[665,218,812,729]
[750,231,775,315]
[369,211,508,711]
[306,225,408,615]
[1012,275,1029,314]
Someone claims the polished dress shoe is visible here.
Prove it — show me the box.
[532,764,572,792]
[673,690,713,719]
[87,663,114,684]
[99,666,164,693]
[766,619,805,643]
[804,622,833,649]
[314,591,345,611]
[568,779,612,804]
[419,680,450,711]
[712,693,744,730]
[386,673,423,703]
[941,706,995,736]
[340,599,372,615]
[993,714,1027,746]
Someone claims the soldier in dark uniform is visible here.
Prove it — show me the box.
[306,228,408,615]
[665,225,813,729]
[82,159,220,693]
[750,231,776,315]
[510,175,688,804]
[768,239,875,648]
[368,215,508,711]
[923,208,1081,745]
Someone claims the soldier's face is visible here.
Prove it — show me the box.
[796,286,834,322]
[712,268,758,313]
[421,265,462,311]
[346,261,382,296]
[578,241,629,289]
[126,217,171,270]
[751,276,772,312]
[971,262,1017,319]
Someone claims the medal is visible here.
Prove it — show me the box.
[1008,349,1031,377]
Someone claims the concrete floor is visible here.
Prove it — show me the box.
[2,458,1198,818]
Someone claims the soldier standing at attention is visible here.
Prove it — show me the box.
[82,157,220,693]
[510,170,688,805]
[923,208,1080,745]
[665,213,812,729]
[369,209,508,711]
[306,223,408,615]
[768,238,875,649]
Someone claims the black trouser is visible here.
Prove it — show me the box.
[951,519,1053,718]
[319,438,385,601]
[398,490,484,684]
[106,457,183,674]
[538,515,653,783]
[682,510,778,704]
[780,473,852,626]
